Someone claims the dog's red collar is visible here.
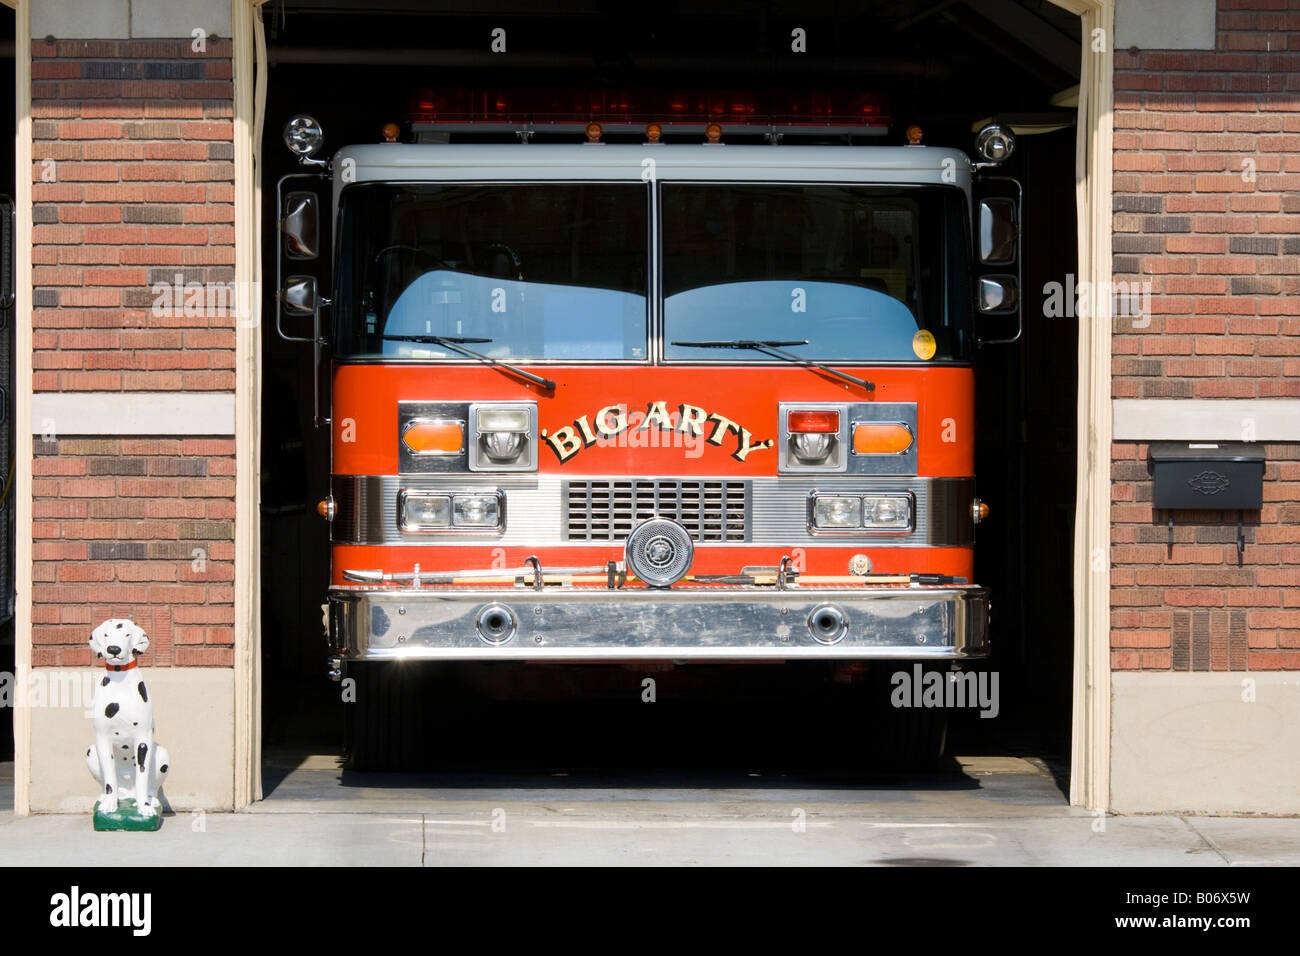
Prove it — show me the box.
[105,660,138,672]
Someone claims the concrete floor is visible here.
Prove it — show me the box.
[2,755,1299,865]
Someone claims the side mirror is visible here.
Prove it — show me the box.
[280,275,319,318]
[979,198,1018,266]
[979,276,1019,314]
[282,191,319,260]
[276,170,330,429]
[973,177,1022,345]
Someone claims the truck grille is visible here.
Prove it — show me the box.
[563,480,749,542]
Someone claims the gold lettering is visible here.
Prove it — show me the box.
[595,404,629,437]
[640,400,674,432]
[706,412,739,447]
[733,428,770,462]
[678,404,708,436]
[543,426,583,463]
[573,415,598,446]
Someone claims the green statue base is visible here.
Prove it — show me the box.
[93,798,162,832]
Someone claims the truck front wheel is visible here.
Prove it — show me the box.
[343,661,438,771]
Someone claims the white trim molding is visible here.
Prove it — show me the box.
[30,392,236,436]
[1052,0,1115,812]
[1114,399,1300,442]
[232,0,269,809]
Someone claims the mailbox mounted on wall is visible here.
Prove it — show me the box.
[1149,442,1264,556]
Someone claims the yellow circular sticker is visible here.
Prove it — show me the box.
[912,329,937,360]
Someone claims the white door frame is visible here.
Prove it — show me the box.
[1050,0,1115,810]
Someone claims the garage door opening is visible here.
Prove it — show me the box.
[256,0,1081,793]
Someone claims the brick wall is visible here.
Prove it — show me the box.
[1111,1,1300,400]
[29,37,237,668]
[1111,441,1300,671]
[31,437,236,667]
[1109,0,1300,671]
[31,38,235,392]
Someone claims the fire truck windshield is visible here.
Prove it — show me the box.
[334,182,650,361]
[662,184,972,363]
[334,180,971,364]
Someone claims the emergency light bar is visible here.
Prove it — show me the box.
[409,88,891,138]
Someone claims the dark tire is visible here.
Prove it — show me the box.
[344,661,437,771]
[858,665,950,771]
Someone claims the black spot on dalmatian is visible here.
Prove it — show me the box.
[121,744,128,750]
[96,653,103,659]
[104,702,119,719]
[86,747,92,756]
[116,622,123,629]
[102,676,110,687]
[132,722,138,727]
[160,764,168,773]
[137,743,148,770]
[105,784,113,794]
[132,648,142,656]
[137,682,148,703]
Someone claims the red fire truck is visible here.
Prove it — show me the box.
[276,92,1021,768]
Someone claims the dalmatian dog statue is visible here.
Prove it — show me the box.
[86,619,170,817]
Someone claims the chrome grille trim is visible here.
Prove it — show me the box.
[562,479,749,542]
[331,474,974,547]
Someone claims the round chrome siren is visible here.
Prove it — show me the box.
[807,603,849,645]
[975,123,1016,164]
[625,517,694,588]
[475,603,517,645]
[283,114,325,157]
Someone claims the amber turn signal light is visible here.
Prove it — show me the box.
[851,423,913,455]
[402,420,464,456]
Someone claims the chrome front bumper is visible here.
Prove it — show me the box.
[329,585,990,661]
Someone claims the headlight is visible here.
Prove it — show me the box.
[399,491,503,532]
[863,494,911,530]
[810,493,913,532]
[470,403,537,471]
[813,496,862,529]
[398,492,451,531]
[452,494,501,527]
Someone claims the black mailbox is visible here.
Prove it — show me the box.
[1150,442,1264,510]
[1150,442,1264,556]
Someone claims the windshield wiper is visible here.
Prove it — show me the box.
[381,334,556,391]
[670,340,875,392]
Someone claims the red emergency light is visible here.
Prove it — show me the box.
[408,88,891,137]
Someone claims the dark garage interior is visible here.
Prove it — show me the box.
[257,0,1080,786]
[1,7,20,768]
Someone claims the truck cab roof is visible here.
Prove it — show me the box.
[330,142,973,210]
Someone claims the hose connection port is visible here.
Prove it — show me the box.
[475,603,518,645]
[807,603,849,645]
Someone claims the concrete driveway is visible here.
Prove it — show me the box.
[2,756,1298,865]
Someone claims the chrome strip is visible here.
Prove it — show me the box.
[329,584,990,661]
[330,474,974,547]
